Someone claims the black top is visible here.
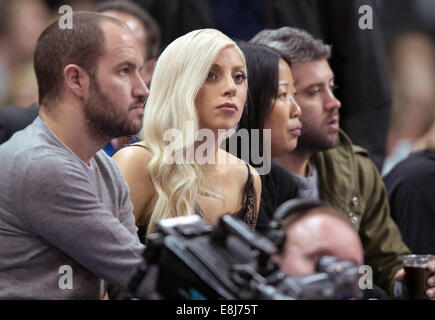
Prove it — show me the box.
[384,149,435,254]
[256,161,300,232]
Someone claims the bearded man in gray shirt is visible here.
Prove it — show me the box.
[0,12,150,299]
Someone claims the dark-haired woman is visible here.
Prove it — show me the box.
[232,42,302,230]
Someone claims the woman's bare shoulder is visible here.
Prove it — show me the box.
[217,149,261,184]
[112,143,155,196]
[112,143,156,224]
[113,143,151,171]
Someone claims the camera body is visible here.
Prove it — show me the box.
[131,214,362,300]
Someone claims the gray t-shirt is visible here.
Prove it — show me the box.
[0,117,146,299]
[287,162,320,200]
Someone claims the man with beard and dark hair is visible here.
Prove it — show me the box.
[250,27,433,300]
[0,12,151,299]
[93,0,162,156]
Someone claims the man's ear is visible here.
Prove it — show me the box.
[63,64,90,99]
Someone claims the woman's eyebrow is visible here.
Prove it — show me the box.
[210,63,246,70]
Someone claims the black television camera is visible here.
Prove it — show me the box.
[129,213,363,300]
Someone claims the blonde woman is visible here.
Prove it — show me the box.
[113,29,261,240]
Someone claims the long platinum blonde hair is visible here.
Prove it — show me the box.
[141,29,246,236]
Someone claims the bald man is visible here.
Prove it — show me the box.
[0,12,149,299]
[277,207,363,276]
[273,205,392,299]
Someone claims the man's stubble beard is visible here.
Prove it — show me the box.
[292,121,340,157]
[83,76,144,143]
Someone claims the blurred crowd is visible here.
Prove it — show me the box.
[1,0,435,173]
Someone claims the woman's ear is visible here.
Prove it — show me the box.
[63,64,90,100]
